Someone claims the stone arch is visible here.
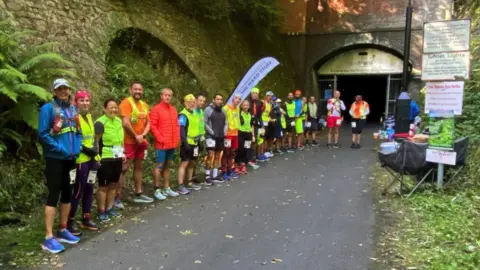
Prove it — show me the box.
[311,43,412,73]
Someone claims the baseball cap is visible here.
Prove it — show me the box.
[276,98,282,103]
[294,90,302,95]
[251,88,260,94]
[266,91,274,96]
[52,78,70,90]
[184,94,196,102]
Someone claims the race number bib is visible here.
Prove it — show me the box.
[193,147,199,157]
[336,119,342,126]
[69,169,76,184]
[244,140,252,149]
[351,121,357,128]
[206,138,216,148]
[263,121,269,127]
[258,128,265,136]
[305,122,312,128]
[112,146,124,158]
[224,138,232,148]
[87,170,97,184]
[290,121,295,127]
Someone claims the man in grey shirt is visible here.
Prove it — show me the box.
[204,93,227,183]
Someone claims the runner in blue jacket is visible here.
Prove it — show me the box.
[38,78,83,253]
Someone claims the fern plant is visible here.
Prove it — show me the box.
[0,17,76,157]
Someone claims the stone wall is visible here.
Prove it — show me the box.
[1,0,295,95]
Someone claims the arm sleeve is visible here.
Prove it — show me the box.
[340,100,346,111]
[37,104,63,153]
[326,99,333,110]
[364,103,370,116]
[94,122,104,135]
[223,109,228,135]
[204,107,215,136]
[149,108,163,143]
[349,104,354,117]
[179,115,188,144]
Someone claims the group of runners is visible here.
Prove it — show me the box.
[37,78,370,254]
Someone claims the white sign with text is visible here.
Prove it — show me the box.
[425,81,464,115]
[426,149,457,166]
[423,20,471,53]
[421,52,470,81]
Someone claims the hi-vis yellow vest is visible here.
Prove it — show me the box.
[76,114,100,164]
[180,108,200,145]
[224,105,240,136]
[261,101,272,123]
[127,97,148,123]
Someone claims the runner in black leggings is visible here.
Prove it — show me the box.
[237,100,255,174]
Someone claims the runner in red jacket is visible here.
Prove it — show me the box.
[149,88,181,200]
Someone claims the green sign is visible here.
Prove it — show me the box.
[428,110,455,150]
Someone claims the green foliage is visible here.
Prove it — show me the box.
[0,17,76,157]
[105,28,204,114]
[0,158,46,214]
[168,0,281,29]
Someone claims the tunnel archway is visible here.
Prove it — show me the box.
[105,28,204,108]
[312,44,412,123]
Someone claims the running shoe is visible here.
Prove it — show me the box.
[98,212,110,223]
[239,165,248,174]
[107,208,122,218]
[81,217,98,231]
[114,199,125,210]
[312,140,319,146]
[287,148,295,153]
[57,229,80,244]
[230,171,240,179]
[212,176,225,183]
[203,178,214,186]
[154,189,167,201]
[162,187,179,197]
[350,143,356,149]
[67,219,82,236]
[332,143,339,149]
[133,194,154,204]
[41,237,65,254]
[177,185,191,195]
[187,182,202,191]
[264,152,274,158]
[257,154,268,162]
[222,172,231,181]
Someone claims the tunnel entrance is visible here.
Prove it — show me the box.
[106,28,203,107]
[337,75,387,123]
[314,46,406,122]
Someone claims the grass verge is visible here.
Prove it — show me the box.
[371,162,480,270]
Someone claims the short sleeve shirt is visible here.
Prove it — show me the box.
[119,98,149,144]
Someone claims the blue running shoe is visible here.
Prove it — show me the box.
[41,237,65,254]
[107,208,122,218]
[257,155,267,162]
[230,171,239,179]
[57,229,80,244]
[98,212,110,223]
[222,172,231,181]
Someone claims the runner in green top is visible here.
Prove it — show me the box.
[191,93,208,185]
[237,100,258,172]
[94,99,125,223]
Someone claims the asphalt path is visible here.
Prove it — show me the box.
[52,127,377,270]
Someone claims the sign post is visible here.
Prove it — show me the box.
[421,19,470,188]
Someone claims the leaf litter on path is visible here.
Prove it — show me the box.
[114,229,128,235]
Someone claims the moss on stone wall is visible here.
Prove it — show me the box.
[2,0,295,99]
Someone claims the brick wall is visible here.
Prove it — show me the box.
[278,0,307,34]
